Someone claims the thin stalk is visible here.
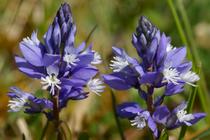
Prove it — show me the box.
[59,121,72,140]
[178,86,198,140]
[111,90,126,140]
[52,95,59,127]
[178,66,201,140]
[176,0,199,63]
[146,86,154,113]
[167,0,210,139]
[40,120,49,140]
[146,95,153,113]
[166,0,193,61]
[52,90,61,140]
[85,24,97,43]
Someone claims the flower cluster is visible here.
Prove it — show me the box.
[8,3,104,119]
[103,16,205,138]
[7,2,205,138]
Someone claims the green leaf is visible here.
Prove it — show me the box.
[58,121,72,140]
[111,90,126,140]
[178,66,200,140]
[160,129,169,140]
[192,127,210,140]
[40,120,49,140]
[167,0,209,139]
[78,132,89,140]
[176,0,210,124]
[42,121,57,140]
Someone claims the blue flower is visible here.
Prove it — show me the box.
[103,47,142,90]
[8,87,33,112]
[14,3,103,95]
[8,3,104,117]
[8,87,53,119]
[153,102,206,129]
[103,16,199,93]
[103,16,204,138]
[117,102,158,137]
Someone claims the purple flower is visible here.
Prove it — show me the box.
[8,87,53,118]
[103,47,142,90]
[153,102,206,129]
[8,87,33,112]
[102,16,204,138]
[103,16,199,94]
[132,16,159,69]
[9,3,104,117]
[14,3,104,96]
[117,102,158,137]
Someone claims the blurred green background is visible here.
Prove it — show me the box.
[1,0,210,139]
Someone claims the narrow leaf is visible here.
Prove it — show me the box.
[192,127,210,140]
[160,129,169,140]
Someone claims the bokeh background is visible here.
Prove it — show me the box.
[1,0,210,139]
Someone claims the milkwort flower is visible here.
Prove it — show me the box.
[117,102,158,137]
[8,3,104,119]
[103,16,205,138]
[153,102,205,129]
[8,87,53,118]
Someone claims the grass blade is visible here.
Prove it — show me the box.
[178,85,198,140]
[167,0,209,139]
[40,120,49,140]
[160,129,169,140]
[192,127,210,140]
[176,0,210,123]
[111,90,125,140]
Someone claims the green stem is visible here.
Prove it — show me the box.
[178,85,198,140]
[58,121,72,140]
[40,120,49,140]
[167,0,210,139]
[176,0,198,63]
[52,90,61,140]
[85,24,98,43]
[166,0,192,60]
[178,66,201,140]
[111,90,125,140]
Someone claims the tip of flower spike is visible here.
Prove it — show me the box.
[61,3,72,16]
[140,16,151,25]
[139,16,152,30]
[136,16,158,40]
[56,3,73,26]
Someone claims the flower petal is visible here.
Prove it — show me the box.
[164,83,184,96]
[188,113,206,125]
[15,56,45,79]
[103,73,132,90]
[166,47,186,67]
[43,54,60,66]
[148,116,158,138]
[19,41,43,66]
[153,105,170,124]
[156,33,167,66]
[116,102,142,118]
[140,72,162,85]
[71,67,98,81]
